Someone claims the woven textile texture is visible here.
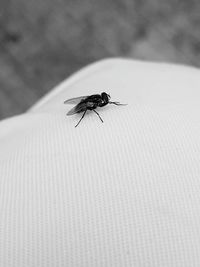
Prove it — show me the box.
[1,58,200,266]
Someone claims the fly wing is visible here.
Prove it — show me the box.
[67,102,87,115]
[64,96,89,105]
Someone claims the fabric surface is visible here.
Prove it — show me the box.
[1,58,200,266]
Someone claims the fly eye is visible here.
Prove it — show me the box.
[106,94,111,101]
[101,92,108,100]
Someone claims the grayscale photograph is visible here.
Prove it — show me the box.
[0,1,200,266]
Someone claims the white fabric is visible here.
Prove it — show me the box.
[1,58,200,266]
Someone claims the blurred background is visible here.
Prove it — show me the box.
[0,0,200,119]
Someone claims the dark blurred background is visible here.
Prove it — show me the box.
[1,0,200,119]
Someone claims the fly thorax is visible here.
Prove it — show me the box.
[87,102,95,107]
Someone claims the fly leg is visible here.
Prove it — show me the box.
[109,101,127,106]
[93,110,104,123]
[75,110,87,127]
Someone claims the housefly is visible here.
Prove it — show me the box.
[64,92,126,127]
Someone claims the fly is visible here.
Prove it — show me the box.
[64,92,126,127]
